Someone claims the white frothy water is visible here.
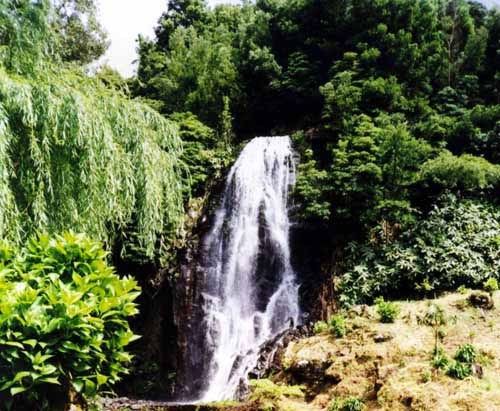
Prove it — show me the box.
[199,136,300,401]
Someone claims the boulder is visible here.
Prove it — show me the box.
[468,292,494,310]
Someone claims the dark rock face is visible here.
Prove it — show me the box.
[173,183,228,400]
[249,326,312,379]
[468,292,494,309]
[173,240,211,399]
[289,218,346,321]
[111,258,179,399]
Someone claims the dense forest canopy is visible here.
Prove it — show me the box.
[135,0,500,293]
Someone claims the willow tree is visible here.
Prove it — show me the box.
[0,0,185,257]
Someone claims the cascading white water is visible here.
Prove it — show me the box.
[198,136,300,401]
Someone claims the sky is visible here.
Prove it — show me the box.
[98,0,500,78]
[97,0,240,77]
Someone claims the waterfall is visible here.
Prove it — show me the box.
[194,136,300,402]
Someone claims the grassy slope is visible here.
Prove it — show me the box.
[278,292,500,411]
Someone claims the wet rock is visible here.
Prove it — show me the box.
[468,292,494,310]
[472,363,484,379]
[288,356,333,380]
[374,332,394,343]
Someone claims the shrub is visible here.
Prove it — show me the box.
[328,315,347,338]
[454,344,477,364]
[341,198,500,304]
[294,148,331,222]
[0,233,140,411]
[431,348,450,370]
[374,297,400,323]
[327,399,342,411]
[421,370,432,383]
[446,362,472,380]
[313,321,329,334]
[483,278,499,294]
[419,151,500,192]
[328,397,365,411]
[341,398,365,411]
[422,304,448,358]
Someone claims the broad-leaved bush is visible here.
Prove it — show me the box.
[0,233,140,411]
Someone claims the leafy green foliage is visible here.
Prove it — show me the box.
[374,297,400,323]
[0,233,140,410]
[52,0,109,64]
[294,148,330,222]
[0,62,184,258]
[136,24,239,129]
[483,278,499,294]
[313,321,328,335]
[328,397,365,411]
[454,344,477,364]
[421,303,449,360]
[419,151,500,192]
[341,198,500,304]
[330,115,383,224]
[431,351,450,370]
[444,344,480,380]
[0,0,54,75]
[170,112,232,199]
[328,315,347,338]
[446,361,472,380]
[313,315,346,337]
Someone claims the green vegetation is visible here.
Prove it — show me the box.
[421,303,449,362]
[249,379,304,411]
[313,315,347,337]
[328,398,365,411]
[454,344,477,364]
[446,361,472,380]
[313,321,329,335]
[328,315,347,338]
[0,1,186,261]
[341,198,500,304]
[484,278,499,294]
[446,344,478,380]
[133,0,500,306]
[0,233,140,410]
[374,297,401,323]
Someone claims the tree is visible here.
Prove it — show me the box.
[483,10,500,103]
[52,0,109,64]
[0,0,53,74]
[439,0,475,86]
[154,0,208,50]
[137,26,238,129]
[330,115,383,225]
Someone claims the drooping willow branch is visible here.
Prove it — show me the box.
[0,66,185,257]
